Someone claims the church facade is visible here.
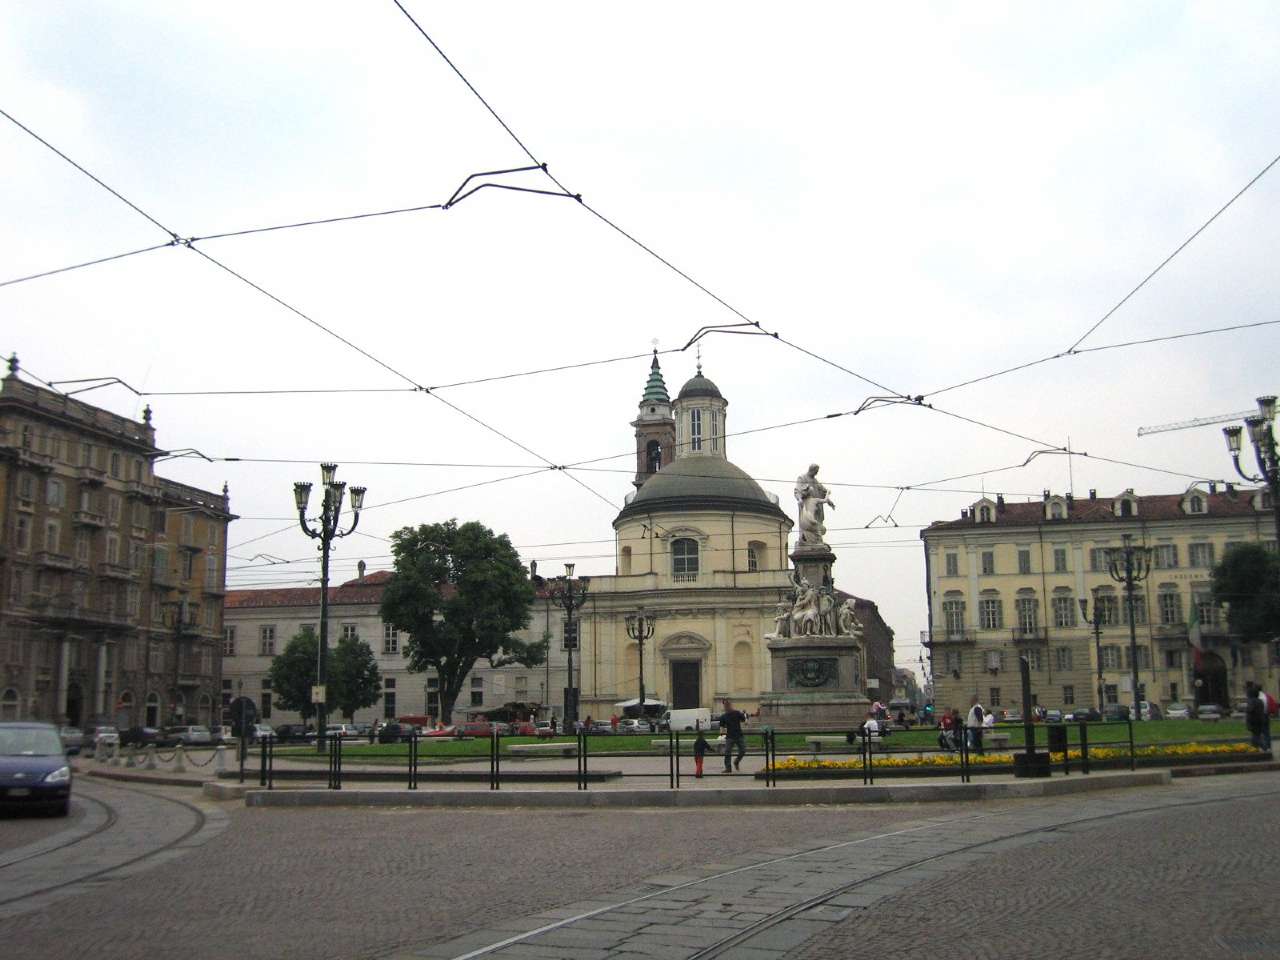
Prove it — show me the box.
[572,356,895,719]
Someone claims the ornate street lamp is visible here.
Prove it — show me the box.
[1223,395,1280,548]
[1107,534,1153,721]
[293,463,366,751]
[624,607,656,722]
[547,563,589,725]
[1078,590,1107,713]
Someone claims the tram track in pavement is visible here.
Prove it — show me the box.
[430,779,1280,960]
[0,777,225,917]
[0,793,118,871]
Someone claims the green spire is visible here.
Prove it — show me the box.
[640,350,670,404]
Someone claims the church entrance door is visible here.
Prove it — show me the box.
[671,661,700,709]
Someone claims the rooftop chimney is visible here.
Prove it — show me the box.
[1208,481,1217,494]
[357,559,366,581]
[1089,489,1096,500]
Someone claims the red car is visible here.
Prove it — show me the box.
[456,720,506,738]
[421,725,459,738]
[509,721,537,736]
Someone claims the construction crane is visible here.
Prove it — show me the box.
[1136,410,1254,437]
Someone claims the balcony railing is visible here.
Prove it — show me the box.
[100,562,136,580]
[1010,626,1048,643]
[125,479,162,500]
[921,628,976,646]
[672,572,699,583]
[72,509,106,528]
[35,551,73,570]
[76,465,107,485]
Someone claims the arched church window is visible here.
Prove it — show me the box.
[690,409,702,452]
[620,546,632,576]
[711,410,719,452]
[672,538,699,581]
[646,440,662,474]
[747,541,766,572]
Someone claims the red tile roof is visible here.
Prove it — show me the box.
[924,489,1270,532]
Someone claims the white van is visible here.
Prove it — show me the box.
[664,708,712,732]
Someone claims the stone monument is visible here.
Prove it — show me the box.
[757,463,871,731]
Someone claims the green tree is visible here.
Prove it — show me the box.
[267,627,322,722]
[330,634,382,722]
[1212,543,1280,643]
[380,519,543,723]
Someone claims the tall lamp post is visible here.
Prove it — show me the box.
[293,463,366,752]
[624,608,656,720]
[1223,395,1280,548]
[1107,534,1153,721]
[548,563,589,726]
[1078,590,1107,714]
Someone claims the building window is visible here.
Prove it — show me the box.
[1159,589,1182,625]
[341,624,358,642]
[942,597,966,635]
[382,623,399,654]
[978,596,1003,630]
[428,677,439,690]
[671,538,699,581]
[1194,593,1220,628]
[470,690,484,707]
[44,520,61,552]
[1169,682,1179,702]
[75,532,91,564]
[383,691,397,719]
[978,505,993,523]
[1096,592,1120,626]
[46,478,65,508]
[515,676,528,697]
[1152,544,1178,569]
[1052,594,1076,628]
[1053,548,1068,573]
[944,553,958,577]
[223,626,236,657]
[747,541,764,573]
[1063,685,1075,705]
[1124,646,1152,670]
[259,625,276,656]
[1165,649,1183,669]
[1024,648,1043,671]
[1017,550,1031,574]
[15,516,30,552]
[710,410,719,452]
[260,693,272,719]
[1102,646,1121,670]
[1055,647,1073,671]
[944,650,963,674]
[1089,547,1112,572]
[1188,542,1215,568]
[1050,502,1065,520]
[109,452,121,478]
[989,688,1001,707]
[106,534,120,565]
[1188,495,1204,514]
[981,551,995,575]
[1015,596,1038,632]
[689,408,702,452]
[1124,595,1147,625]
[1104,684,1118,705]
[645,440,661,474]
[205,556,220,590]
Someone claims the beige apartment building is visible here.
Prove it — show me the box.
[0,356,234,729]
[921,485,1277,716]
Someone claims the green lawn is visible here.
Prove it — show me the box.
[271,719,1251,765]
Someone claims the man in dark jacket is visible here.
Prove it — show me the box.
[718,699,748,773]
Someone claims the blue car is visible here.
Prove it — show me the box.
[0,722,73,816]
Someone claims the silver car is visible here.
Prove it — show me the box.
[166,725,212,746]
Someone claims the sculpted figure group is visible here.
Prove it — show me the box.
[773,576,861,638]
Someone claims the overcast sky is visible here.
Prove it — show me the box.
[4,2,1278,680]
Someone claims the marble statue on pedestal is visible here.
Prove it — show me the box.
[794,463,835,546]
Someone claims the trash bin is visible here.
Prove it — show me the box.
[1013,751,1051,778]
[1047,724,1068,754]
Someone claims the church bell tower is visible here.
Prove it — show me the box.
[632,351,675,488]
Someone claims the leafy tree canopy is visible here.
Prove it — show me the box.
[267,627,321,722]
[330,634,382,722]
[1211,542,1280,642]
[379,519,542,723]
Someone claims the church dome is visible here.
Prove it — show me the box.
[676,372,723,401]
[616,456,788,526]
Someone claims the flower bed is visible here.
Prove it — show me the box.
[757,742,1263,780]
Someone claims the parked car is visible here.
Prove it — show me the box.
[508,721,538,736]
[274,724,315,743]
[1165,702,1192,720]
[164,725,212,746]
[0,722,73,816]
[1229,700,1249,720]
[421,725,459,738]
[533,721,557,739]
[1137,701,1162,721]
[210,725,232,744]
[1103,704,1131,721]
[119,726,173,747]
[250,723,275,743]
[376,722,418,744]
[454,720,504,738]
[81,726,120,753]
[324,724,360,740]
[351,722,372,738]
[1064,708,1102,723]
[617,718,649,735]
[998,711,1023,724]
[589,720,614,735]
[1196,703,1224,721]
[1042,709,1063,723]
[59,726,83,755]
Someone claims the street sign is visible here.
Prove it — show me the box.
[311,684,327,704]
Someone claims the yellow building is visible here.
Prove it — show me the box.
[0,356,234,728]
[921,486,1278,716]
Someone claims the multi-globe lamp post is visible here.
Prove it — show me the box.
[624,607,656,722]
[293,463,366,751]
[548,563,589,726]
[1223,395,1280,549]
[1107,534,1153,721]
[1078,590,1107,714]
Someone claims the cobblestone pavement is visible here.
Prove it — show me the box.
[0,800,88,854]
[4,771,1278,960]
[787,771,1280,960]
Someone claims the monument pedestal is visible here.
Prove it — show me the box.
[758,633,869,732]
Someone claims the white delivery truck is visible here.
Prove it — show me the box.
[663,707,713,732]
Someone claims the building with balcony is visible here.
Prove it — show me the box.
[0,356,234,728]
[920,486,1278,716]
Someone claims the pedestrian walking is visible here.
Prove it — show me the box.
[718,698,748,773]
[1246,683,1268,751]
[966,696,986,755]
[693,728,709,778]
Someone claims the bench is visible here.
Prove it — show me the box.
[805,735,880,755]
[508,742,577,757]
[987,732,1012,750]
